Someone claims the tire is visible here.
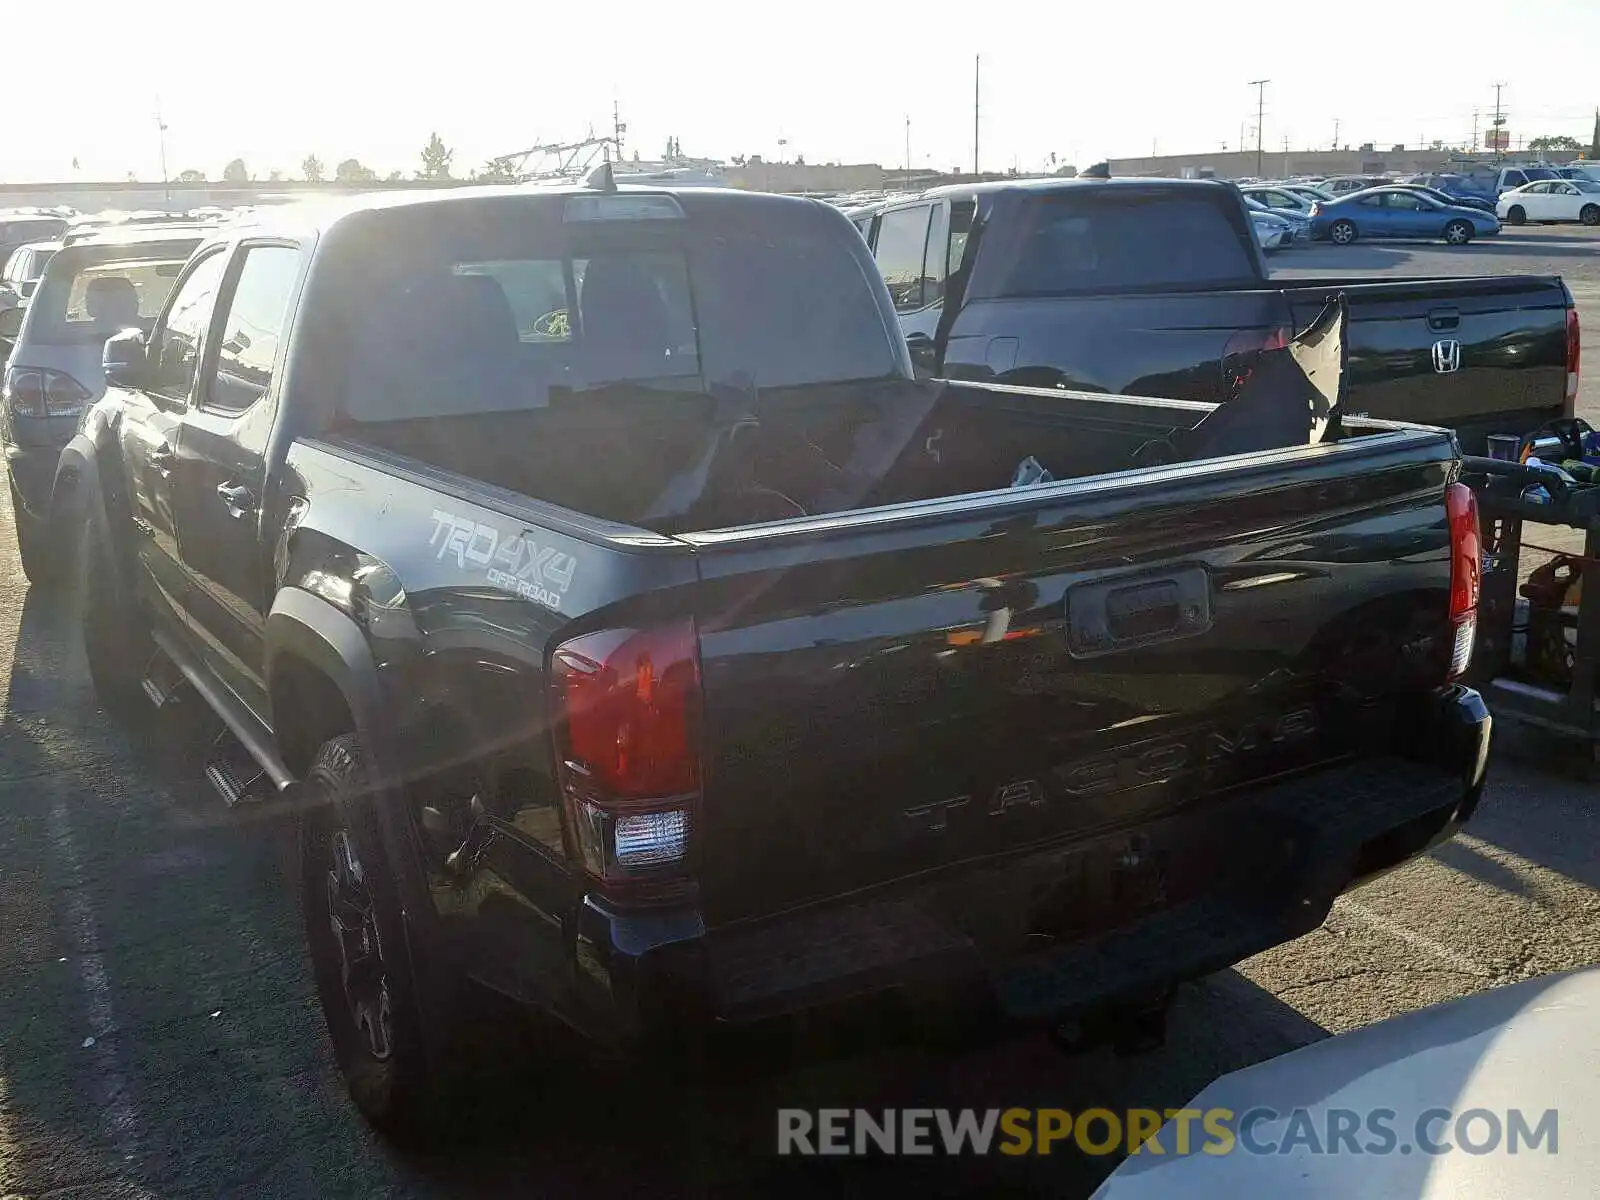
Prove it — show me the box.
[300,733,461,1142]
[1582,204,1600,227]
[1329,220,1358,246]
[1444,220,1473,246]
[11,478,62,587]
[1506,205,1526,226]
[79,520,154,723]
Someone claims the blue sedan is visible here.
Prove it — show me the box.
[1310,186,1500,246]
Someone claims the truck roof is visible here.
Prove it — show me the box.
[227,183,839,242]
[912,176,1232,202]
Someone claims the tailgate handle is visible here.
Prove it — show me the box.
[1427,307,1460,332]
[1068,566,1212,657]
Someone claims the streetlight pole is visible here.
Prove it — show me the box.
[1248,79,1269,178]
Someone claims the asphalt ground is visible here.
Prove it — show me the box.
[0,224,1595,1198]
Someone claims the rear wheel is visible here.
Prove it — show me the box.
[300,733,462,1142]
[1329,219,1358,246]
[1444,219,1474,246]
[1581,204,1600,227]
[1506,205,1526,226]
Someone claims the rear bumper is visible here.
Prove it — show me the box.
[576,686,1490,1049]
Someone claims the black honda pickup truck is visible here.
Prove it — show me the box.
[53,184,1490,1137]
[854,177,1578,454]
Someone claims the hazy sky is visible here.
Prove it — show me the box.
[7,0,1597,181]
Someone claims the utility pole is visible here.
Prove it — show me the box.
[973,55,980,175]
[612,98,626,160]
[155,101,169,207]
[1248,79,1269,177]
[905,115,911,173]
[1333,118,1340,152]
[1471,109,1479,152]
[1282,133,1290,177]
[1492,82,1506,163]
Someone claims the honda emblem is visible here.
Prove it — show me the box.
[1432,339,1462,374]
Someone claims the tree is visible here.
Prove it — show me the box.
[1591,109,1599,160]
[301,154,325,182]
[335,158,377,183]
[386,170,403,182]
[478,158,519,183]
[267,168,282,182]
[418,132,453,180]
[175,168,206,183]
[222,158,249,183]
[1529,135,1581,153]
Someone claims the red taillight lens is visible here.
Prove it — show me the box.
[4,366,90,418]
[1565,306,1580,418]
[1445,481,1481,680]
[551,621,702,902]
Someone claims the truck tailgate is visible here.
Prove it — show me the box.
[683,430,1461,928]
[1283,276,1571,451]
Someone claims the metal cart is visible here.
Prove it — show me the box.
[1463,454,1600,764]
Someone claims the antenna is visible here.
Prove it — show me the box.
[973,55,980,175]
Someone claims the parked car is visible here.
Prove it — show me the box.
[1091,968,1598,1199]
[1319,175,1391,195]
[1248,206,1292,252]
[1240,184,1315,215]
[1246,195,1309,238]
[1310,186,1500,246]
[1497,178,1600,226]
[54,183,1489,1136]
[1401,173,1498,209]
[1280,183,1336,205]
[1491,164,1563,194]
[1557,163,1600,184]
[0,211,69,269]
[0,225,207,581]
[0,240,60,306]
[858,178,1572,454]
[1396,177,1498,214]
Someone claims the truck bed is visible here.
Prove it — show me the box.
[319,383,1468,929]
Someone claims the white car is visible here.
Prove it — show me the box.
[1496,178,1600,226]
[1092,968,1599,1200]
[1242,185,1316,215]
[1249,209,1292,252]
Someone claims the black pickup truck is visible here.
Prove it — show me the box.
[854,178,1578,454]
[54,184,1490,1136]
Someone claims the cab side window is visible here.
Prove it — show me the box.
[150,251,229,402]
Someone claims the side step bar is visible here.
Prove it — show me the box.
[149,627,296,799]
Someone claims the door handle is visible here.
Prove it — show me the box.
[149,444,174,477]
[216,482,256,519]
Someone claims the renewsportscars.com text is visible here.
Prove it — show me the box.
[776,1106,1559,1158]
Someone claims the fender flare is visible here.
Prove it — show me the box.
[265,588,437,940]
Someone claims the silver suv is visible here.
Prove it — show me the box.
[1,225,205,582]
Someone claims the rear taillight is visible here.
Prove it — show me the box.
[4,366,90,418]
[1309,203,1322,216]
[1445,481,1481,680]
[550,620,702,904]
[1221,326,1292,398]
[1565,305,1580,418]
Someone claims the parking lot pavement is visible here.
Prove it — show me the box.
[1,235,1597,1195]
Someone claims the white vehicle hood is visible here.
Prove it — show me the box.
[1092,968,1599,1199]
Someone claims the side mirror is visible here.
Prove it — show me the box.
[18,280,35,299]
[103,329,149,390]
[0,306,21,340]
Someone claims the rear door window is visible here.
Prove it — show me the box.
[204,245,302,413]
[29,247,195,343]
[989,190,1257,296]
